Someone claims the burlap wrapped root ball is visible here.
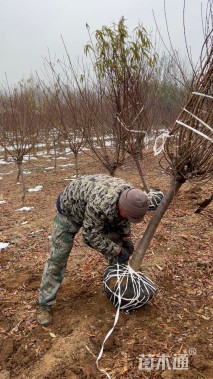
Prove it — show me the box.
[103,263,156,313]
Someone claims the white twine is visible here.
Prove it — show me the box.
[192,91,213,99]
[152,112,213,157]
[176,120,213,143]
[116,115,146,134]
[94,264,122,379]
[144,135,149,150]
[92,263,156,378]
[183,108,213,133]
[153,132,171,155]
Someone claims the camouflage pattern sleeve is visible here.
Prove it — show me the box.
[115,219,131,237]
[81,204,121,261]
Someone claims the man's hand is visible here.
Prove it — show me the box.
[148,188,164,210]
[115,248,130,264]
[122,239,134,255]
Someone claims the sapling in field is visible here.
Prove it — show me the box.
[0,79,38,203]
[105,24,213,310]
[81,17,158,177]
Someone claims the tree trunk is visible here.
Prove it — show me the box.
[45,137,50,154]
[16,161,27,204]
[109,167,116,177]
[74,153,79,177]
[133,156,150,193]
[53,140,57,171]
[130,175,185,271]
[4,147,8,162]
[16,162,22,183]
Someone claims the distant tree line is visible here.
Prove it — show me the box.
[0,17,190,186]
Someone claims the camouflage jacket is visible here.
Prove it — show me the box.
[59,174,133,260]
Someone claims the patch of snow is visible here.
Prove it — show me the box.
[28,185,43,192]
[16,207,34,212]
[0,160,13,165]
[44,166,54,170]
[23,171,32,175]
[21,221,28,225]
[59,163,74,168]
[0,171,14,175]
[0,242,9,250]
[36,152,51,158]
[105,141,113,147]
[23,156,38,161]
[0,200,6,204]
[49,150,57,155]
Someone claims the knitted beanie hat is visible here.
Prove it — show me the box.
[119,188,149,223]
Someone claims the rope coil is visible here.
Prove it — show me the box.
[92,263,157,378]
[103,263,156,313]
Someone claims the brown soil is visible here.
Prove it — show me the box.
[0,150,212,379]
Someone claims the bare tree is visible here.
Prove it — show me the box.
[80,80,129,176]
[80,17,158,177]
[130,28,213,271]
[40,56,87,177]
[0,78,38,202]
[116,73,159,191]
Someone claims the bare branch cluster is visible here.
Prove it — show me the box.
[162,38,213,182]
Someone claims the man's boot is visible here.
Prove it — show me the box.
[37,305,52,326]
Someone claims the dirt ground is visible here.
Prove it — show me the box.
[0,149,212,379]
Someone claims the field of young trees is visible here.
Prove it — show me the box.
[0,143,212,379]
[0,8,212,379]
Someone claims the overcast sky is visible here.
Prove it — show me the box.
[0,0,208,85]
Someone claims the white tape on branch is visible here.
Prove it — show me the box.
[153,132,171,155]
[192,92,213,99]
[183,108,213,133]
[176,120,213,143]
